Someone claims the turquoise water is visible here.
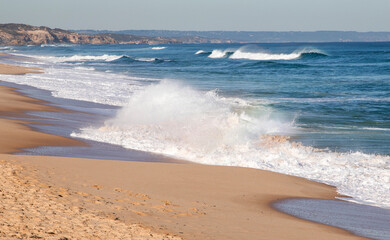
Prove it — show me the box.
[1,42,389,208]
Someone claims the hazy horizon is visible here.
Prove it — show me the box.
[0,0,389,32]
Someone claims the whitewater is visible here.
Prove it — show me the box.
[205,46,327,60]
[1,42,389,209]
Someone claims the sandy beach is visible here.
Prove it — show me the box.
[0,53,42,75]
[0,62,369,239]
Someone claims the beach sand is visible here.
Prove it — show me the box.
[0,62,368,239]
[0,62,42,75]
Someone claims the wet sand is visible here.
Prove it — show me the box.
[274,198,390,240]
[0,61,368,239]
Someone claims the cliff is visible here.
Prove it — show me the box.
[0,24,231,46]
[0,24,117,45]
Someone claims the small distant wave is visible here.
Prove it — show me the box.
[138,57,167,64]
[137,57,161,62]
[151,47,166,50]
[207,46,327,61]
[0,46,12,50]
[195,50,211,55]
[300,52,328,58]
[113,55,137,63]
[113,55,165,64]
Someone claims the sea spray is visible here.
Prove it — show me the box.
[94,80,292,152]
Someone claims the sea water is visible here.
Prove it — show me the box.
[1,42,389,209]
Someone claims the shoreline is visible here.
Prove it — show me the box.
[0,61,369,239]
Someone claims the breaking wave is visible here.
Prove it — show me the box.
[207,46,327,61]
[208,49,235,58]
[71,80,390,209]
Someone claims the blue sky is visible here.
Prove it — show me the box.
[0,0,389,31]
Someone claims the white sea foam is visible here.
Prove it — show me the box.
[73,66,96,71]
[1,63,154,106]
[208,46,326,61]
[151,47,166,50]
[230,49,301,60]
[71,80,390,209]
[32,54,123,63]
[361,127,390,131]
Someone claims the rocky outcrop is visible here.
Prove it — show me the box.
[0,23,233,46]
[0,24,117,45]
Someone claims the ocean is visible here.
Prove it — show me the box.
[1,42,389,209]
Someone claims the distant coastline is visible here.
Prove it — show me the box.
[1,23,390,46]
[73,29,390,43]
[0,23,232,46]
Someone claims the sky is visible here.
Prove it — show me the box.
[0,0,389,31]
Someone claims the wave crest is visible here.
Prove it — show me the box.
[195,50,211,55]
[113,56,165,63]
[207,46,327,61]
[208,49,234,59]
